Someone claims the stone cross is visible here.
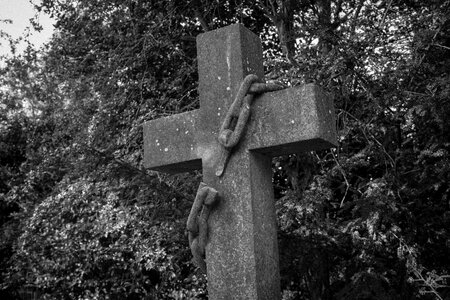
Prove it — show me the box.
[143,24,336,300]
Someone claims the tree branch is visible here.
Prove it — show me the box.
[194,8,210,31]
[257,0,299,67]
[256,0,277,22]
[432,43,450,50]
[191,0,210,31]
[379,0,393,30]
[350,0,364,37]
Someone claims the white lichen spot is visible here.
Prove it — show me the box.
[176,128,179,131]
[329,110,332,114]
[226,87,231,91]
[291,120,295,124]
[164,147,169,152]
[185,130,189,134]
[218,76,221,80]
[217,112,221,116]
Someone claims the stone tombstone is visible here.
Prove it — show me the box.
[143,23,337,299]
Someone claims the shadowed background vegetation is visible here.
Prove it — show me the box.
[1,0,449,299]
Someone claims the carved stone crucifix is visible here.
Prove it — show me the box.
[143,24,336,300]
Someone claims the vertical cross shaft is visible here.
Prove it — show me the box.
[196,25,280,299]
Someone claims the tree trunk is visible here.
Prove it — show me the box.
[316,0,333,56]
[275,0,298,66]
[309,251,331,300]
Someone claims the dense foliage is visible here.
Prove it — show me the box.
[1,0,449,299]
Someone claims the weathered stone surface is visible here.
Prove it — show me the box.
[196,24,280,300]
[142,23,337,300]
[247,83,336,155]
[143,84,336,173]
[143,110,201,173]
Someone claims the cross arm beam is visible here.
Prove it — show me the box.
[247,83,337,155]
[143,110,202,173]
